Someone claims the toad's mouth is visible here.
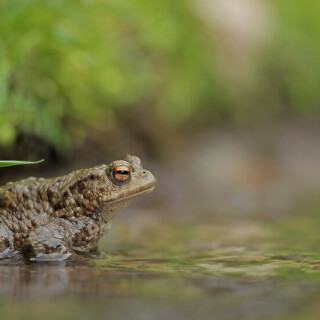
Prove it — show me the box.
[107,185,155,203]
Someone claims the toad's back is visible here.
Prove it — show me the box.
[0,166,108,251]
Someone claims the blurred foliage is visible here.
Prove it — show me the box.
[0,0,319,155]
[261,1,320,115]
[0,0,227,154]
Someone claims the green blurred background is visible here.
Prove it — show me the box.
[2,2,320,320]
[1,0,319,160]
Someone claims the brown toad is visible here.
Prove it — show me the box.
[0,155,156,261]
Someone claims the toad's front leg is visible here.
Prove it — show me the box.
[21,219,73,261]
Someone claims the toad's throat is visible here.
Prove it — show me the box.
[100,187,155,221]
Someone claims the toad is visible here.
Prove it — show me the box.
[0,155,156,261]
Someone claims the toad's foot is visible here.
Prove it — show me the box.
[21,220,73,261]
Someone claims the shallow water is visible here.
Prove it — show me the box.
[1,205,320,320]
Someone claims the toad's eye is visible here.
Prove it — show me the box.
[113,165,131,185]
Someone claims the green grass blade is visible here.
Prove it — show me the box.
[0,159,44,168]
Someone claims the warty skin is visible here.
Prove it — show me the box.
[0,155,156,261]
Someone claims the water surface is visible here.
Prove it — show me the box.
[1,206,320,320]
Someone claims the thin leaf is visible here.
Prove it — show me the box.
[0,159,44,168]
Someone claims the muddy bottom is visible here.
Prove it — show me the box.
[1,203,320,320]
